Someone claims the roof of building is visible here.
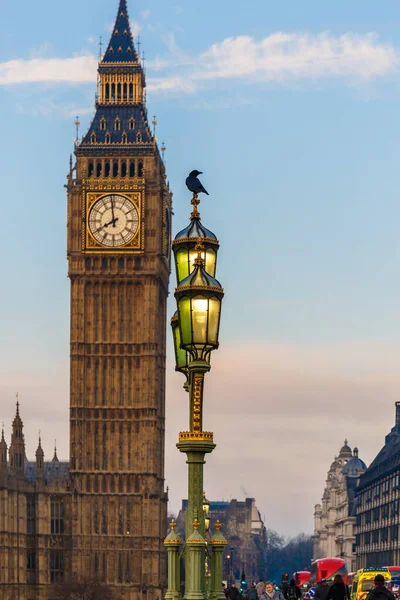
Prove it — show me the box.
[102,0,139,64]
[79,105,152,150]
[24,461,70,484]
[357,422,400,489]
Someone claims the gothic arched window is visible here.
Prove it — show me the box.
[129,118,135,130]
[114,117,121,131]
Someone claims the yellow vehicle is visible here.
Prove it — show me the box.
[351,568,391,600]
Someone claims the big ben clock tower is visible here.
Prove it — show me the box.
[67,0,171,596]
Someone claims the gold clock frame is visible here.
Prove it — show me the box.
[83,189,144,253]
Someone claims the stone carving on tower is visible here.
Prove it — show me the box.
[313,441,367,572]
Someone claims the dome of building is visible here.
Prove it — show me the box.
[342,447,367,476]
[339,439,353,459]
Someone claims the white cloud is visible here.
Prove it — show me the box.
[141,9,151,20]
[0,56,97,85]
[0,32,397,94]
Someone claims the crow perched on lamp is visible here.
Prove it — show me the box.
[186,170,209,195]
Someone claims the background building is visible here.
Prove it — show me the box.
[355,402,400,568]
[313,441,366,572]
[176,498,266,583]
[0,0,171,598]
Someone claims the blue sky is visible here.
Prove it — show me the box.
[1,0,400,536]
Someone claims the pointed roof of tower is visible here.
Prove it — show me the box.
[102,0,139,63]
[52,440,59,463]
[0,425,6,449]
[36,433,44,459]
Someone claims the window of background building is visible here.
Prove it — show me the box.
[366,489,372,504]
[374,484,380,500]
[391,525,399,540]
[356,514,361,526]
[383,480,390,495]
[373,507,380,522]
[393,474,400,489]
[365,510,372,525]
[382,527,389,542]
[392,500,400,517]
[372,530,379,544]
[382,504,390,519]
[27,551,36,584]
[51,499,65,534]
[27,496,36,535]
[50,549,64,583]
[365,532,370,545]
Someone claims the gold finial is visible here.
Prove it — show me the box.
[194,239,205,266]
[215,520,222,531]
[170,519,176,531]
[190,193,201,220]
[193,518,200,530]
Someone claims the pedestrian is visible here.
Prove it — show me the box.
[260,581,286,600]
[327,575,349,600]
[366,575,395,600]
[287,579,302,600]
[315,579,330,600]
[229,583,241,600]
[282,580,289,599]
[249,584,258,600]
[257,581,266,598]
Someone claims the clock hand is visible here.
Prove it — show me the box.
[111,197,116,227]
[101,217,119,229]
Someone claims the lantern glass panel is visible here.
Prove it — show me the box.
[208,297,221,346]
[192,296,208,344]
[178,296,192,346]
[205,248,216,277]
[176,247,189,283]
[173,319,188,371]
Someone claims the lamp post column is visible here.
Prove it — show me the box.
[164,520,183,600]
[209,521,227,600]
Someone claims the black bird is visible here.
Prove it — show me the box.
[186,170,209,195]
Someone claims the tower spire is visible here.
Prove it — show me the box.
[102,0,139,64]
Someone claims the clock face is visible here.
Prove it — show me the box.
[88,194,139,247]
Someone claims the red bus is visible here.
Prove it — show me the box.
[294,572,311,589]
[310,558,348,585]
[386,567,400,579]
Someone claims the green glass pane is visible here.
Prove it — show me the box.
[208,297,221,346]
[178,296,192,346]
[205,248,216,278]
[176,247,189,283]
[191,295,208,345]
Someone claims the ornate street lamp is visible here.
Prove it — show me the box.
[202,492,211,533]
[175,240,223,365]
[172,195,219,284]
[164,186,227,600]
